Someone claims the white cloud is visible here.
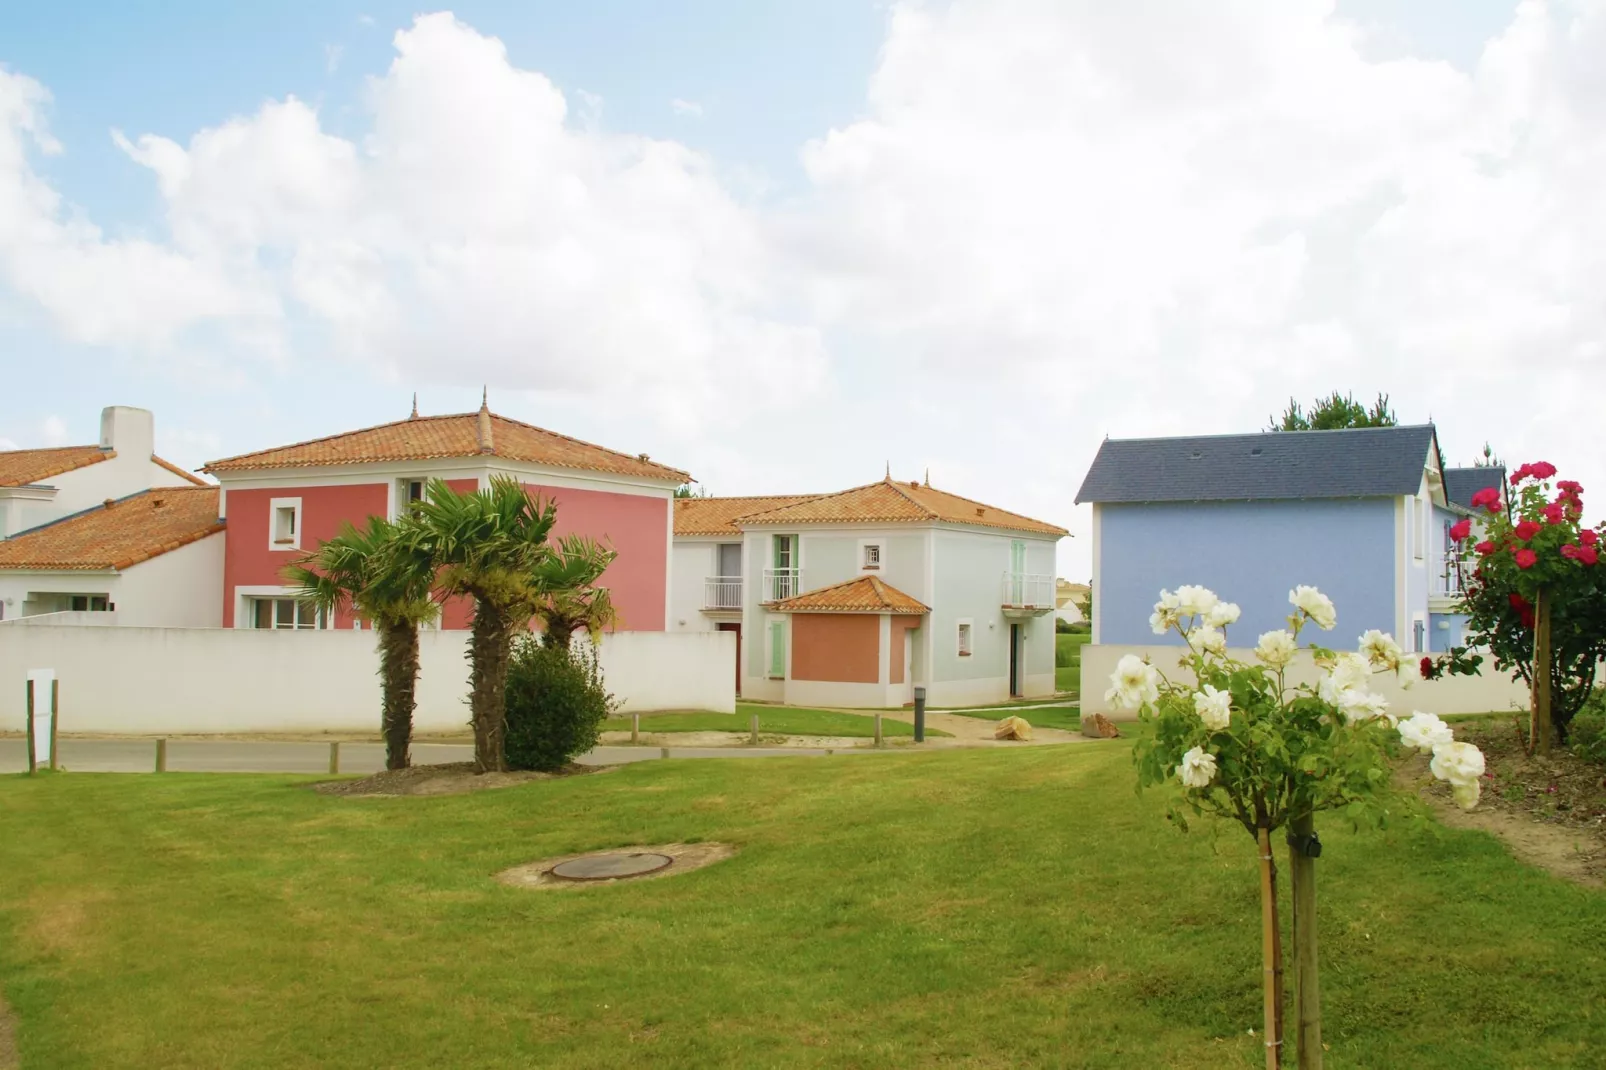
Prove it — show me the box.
[324,44,344,74]
[3,3,1606,582]
[670,98,704,117]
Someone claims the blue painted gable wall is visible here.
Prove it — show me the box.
[1099,499,1397,645]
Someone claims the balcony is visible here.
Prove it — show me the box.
[1002,572,1055,616]
[702,576,743,611]
[760,568,804,603]
[1430,554,1468,602]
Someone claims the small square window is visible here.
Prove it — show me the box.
[863,543,881,570]
[957,622,973,657]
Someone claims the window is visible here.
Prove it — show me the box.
[957,620,973,657]
[398,478,427,517]
[1412,617,1426,654]
[269,497,302,550]
[69,595,109,612]
[767,619,786,678]
[251,598,326,630]
[862,543,881,570]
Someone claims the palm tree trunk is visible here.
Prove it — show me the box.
[544,617,575,649]
[377,619,419,770]
[469,598,515,772]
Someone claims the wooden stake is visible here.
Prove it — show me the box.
[25,679,36,777]
[155,738,168,774]
[1289,814,1322,1069]
[874,714,884,748]
[48,679,59,772]
[1532,587,1553,756]
[329,741,341,775]
[1258,827,1284,1069]
[631,713,640,744]
[750,714,760,745]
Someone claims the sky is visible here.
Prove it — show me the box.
[2,0,1601,585]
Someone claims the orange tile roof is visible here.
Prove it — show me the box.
[674,494,824,536]
[0,487,224,572]
[153,455,208,486]
[0,445,112,487]
[771,575,929,615]
[738,477,1068,536]
[202,408,691,483]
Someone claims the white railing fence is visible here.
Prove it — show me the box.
[1430,554,1468,599]
[1002,572,1056,608]
[761,568,803,602]
[703,577,742,610]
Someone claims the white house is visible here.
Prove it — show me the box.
[671,476,1068,708]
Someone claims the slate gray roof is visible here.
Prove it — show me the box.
[1074,425,1440,504]
[1443,466,1505,510]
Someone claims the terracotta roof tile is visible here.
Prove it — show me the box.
[674,494,824,536]
[202,410,691,483]
[772,575,929,615]
[0,445,112,487]
[739,478,1068,536]
[0,487,224,572]
[152,455,209,486]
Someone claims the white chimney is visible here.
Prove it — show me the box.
[99,406,155,459]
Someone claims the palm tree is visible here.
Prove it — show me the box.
[531,535,619,649]
[400,477,559,772]
[284,516,438,770]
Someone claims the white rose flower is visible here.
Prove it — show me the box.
[1187,625,1227,655]
[1176,746,1218,789]
[1336,688,1390,724]
[1255,629,1298,669]
[1150,590,1182,635]
[1398,711,1454,754]
[1204,601,1242,628]
[1175,585,1220,618]
[1358,629,1404,672]
[1318,652,1372,704]
[1430,740,1486,787]
[1105,654,1161,711]
[1193,685,1233,730]
[1289,585,1337,630]
[1451,779,1482,810]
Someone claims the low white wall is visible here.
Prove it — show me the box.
[1081,643,1531,720]
[0,627,734,735]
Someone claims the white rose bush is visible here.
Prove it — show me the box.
[1112,583,1485,1070]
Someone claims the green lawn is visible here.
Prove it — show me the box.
[1056,631,1091,694]
[3,747,1604,1067]
[605,702,950,739]
[947,704,1082,733]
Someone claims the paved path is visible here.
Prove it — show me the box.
[0,738,907,776]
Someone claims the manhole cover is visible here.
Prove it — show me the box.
[549,852,674,882]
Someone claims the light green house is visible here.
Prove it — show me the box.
[670,476,1067,708]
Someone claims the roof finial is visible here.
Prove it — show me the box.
[477,388,494,454]
[885,460,890,480]
[481,385,489,411]
[410,392,419,419]
[924,466,930,486]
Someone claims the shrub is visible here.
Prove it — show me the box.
[504,635,618,772]
[1055,617,1073,634]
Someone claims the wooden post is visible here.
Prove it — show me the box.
[328,741,341,775]
[48,679,59,771]
[874,713,884,748]
[659,746,670,759]
[1532,588,1553,756]
[25,679,36,777]
[631,713,640,744]
[749,714,760,745]
[155,738,168,774]
[1257,827,1284,1070]
[1289,814,1321,1069]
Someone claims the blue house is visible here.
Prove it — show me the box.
[1074,425,1503,654]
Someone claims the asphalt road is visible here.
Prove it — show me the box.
[0,738,850,775]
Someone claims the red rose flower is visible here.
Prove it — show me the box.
[1531,461,1557,480]
[1471,487,1502,511]
[1543,502,1566,525]
[1449,518,1472,542]
[1581,546,1600,566]
[1558,480,1583,495]
[1561,544,1581,560]
[1582,530,1599,547]
[1510,465,1531,485]
[1515,548,1538,569]
[1419,656,1433,679]
[1475,540,1496,556]
[1520,608,1535,629]
[1514,520,1542,541]
[1510,593,1531,611]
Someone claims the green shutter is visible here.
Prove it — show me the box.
[768,620,786,678]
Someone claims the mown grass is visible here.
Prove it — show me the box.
[604,703,950,738]
[947,704,1082,733]
[1056,631,1091,694]
[2,746,1603,1068]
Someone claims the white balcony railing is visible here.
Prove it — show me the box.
[761,568,803,602]
[1430,554,1468,600]
[1002,572,1055,609]
[703,576,743,610]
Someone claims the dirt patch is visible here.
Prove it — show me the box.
[313,761,614,798]
[0,990,17,1070]
[495,842,736,890]
[1403,719,1606,887]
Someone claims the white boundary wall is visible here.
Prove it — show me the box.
[1081,643,1531,720]
[0,627,734,735]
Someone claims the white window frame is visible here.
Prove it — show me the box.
[247,595,328,631]
[1411,613,1427,654]
[269,497,303,551]
[957,617,974,657]
[859,538,883,573]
